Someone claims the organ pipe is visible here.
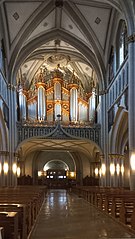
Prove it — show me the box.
[70,87,78,122]
[54,82,62,120]
[37,85,46,121]
[19,69,96,124]
[54,82,61,100]
[89,92,96,122]
[19,90,27,120]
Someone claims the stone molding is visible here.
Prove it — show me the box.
[0,151,9,156]
[128,33,135,43]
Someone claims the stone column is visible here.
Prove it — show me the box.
[99,91,109,186]
[100,154,106,186]
[8,84,18,186]
[124,151,130,188]
[0,153,2,186]
[0,151,10,186]
[128,34,135,190]
[108,154,125,187]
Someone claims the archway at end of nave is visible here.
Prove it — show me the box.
[16,137,102,188]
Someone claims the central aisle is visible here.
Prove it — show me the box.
[30,189,135,239]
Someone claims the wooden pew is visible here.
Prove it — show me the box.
[0,227,4,239]
[0,204,27,239]
[0,186,47,239]
[72,186,135,231]
[0,212,18,239]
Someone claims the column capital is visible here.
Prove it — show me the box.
[108,153,124,160]
[99,89,107,95]
[0,151,9,156]
[127,33,135,43]
[8,84,16,91]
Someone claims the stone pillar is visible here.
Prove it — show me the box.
[0,151,10,186]
[99,91,109,186]
[128,34,135,190]
[100,154,106,186]
[124,151,130,188]
[8,84,18,186]
[108,154,125,187]
[108,154,115,187]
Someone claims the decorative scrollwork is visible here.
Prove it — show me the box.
[16,122,101,146]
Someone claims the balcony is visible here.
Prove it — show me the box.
[16,121,101,146]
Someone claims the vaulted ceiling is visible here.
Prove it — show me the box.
[1,0,131,165]
[19,138,101,159]
[0,0,124,91]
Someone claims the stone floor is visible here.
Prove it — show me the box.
[29,189,135,239]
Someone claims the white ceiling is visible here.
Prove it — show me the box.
[20,138,101,160]
[0,0,123,157]
[0,0,119,91]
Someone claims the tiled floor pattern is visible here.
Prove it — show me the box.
[30,189,135,239]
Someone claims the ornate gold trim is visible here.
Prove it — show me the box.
[78,97,88,106]
[27,96,37,103]
[35,82,46,89]
[68,83,79,90]
[53,77,63,84]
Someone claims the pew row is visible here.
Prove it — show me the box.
[0,186,47,239]
[72,186,135,232]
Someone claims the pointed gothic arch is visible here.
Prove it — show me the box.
[0,108,8,151]
[109,107,128,154]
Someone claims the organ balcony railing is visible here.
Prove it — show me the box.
[16,121,101,146]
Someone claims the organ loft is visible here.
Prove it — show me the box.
[18,61,97,125]
[1,0,135,237]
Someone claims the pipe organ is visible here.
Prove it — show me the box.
[18,68,96,124]
[69,86,78,122]
[37,83,46,121]
[18,89,27,120]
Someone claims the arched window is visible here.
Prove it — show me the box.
[116,20,128,69]
[108,46,114,83]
